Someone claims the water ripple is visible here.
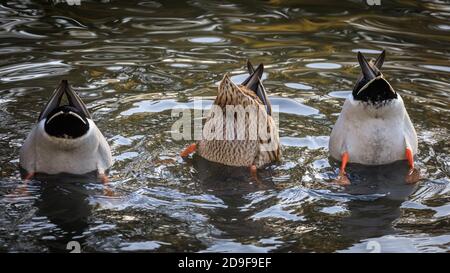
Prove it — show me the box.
[0,60,71,82]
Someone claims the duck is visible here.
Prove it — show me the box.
[181,61,281,179]
[329,50,419,185]
[19,80,113,182]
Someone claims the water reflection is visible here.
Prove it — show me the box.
[337,162,417,247]
[31,174,96,251]
[191,155,278,252]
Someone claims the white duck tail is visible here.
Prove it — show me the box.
[19,80,113,177]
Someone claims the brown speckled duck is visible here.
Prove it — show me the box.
[181,61,281,178]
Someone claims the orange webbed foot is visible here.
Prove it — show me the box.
[334,172,351,186]
[180,143,197,158]
[249,165,263,185]
[23,172,35,181]
[7,173,33,198]
[11,172,35,197]
[250,165,258,180]
[405,148,420,184]
[99,173,115,197]
[405,167,420,184]
[333,152,350,186]
[99,174,109,184]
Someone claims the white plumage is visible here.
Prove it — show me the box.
[19,80,113,177]
[20,119,112,175]
[329,93,417,165]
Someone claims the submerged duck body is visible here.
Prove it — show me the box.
[19,80,113,178]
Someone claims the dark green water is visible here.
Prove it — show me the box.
[0,0,449,252]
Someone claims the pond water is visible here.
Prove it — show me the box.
[0,0,449,252]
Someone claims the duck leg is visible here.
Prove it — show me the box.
[98,170,114,196]
[99,173,109,184]
[12,172,34,197]
[250,164,264,186]
[334,152,350,186]
[180,143,197,157]
[405,148,420,184]
[250,164,258,180]
[23,172,35,181]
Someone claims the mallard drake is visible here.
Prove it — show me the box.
[19,80,113,182]
[329,50,419,185]
[181,61,281,178]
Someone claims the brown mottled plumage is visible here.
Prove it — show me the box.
[196,62,281,168]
